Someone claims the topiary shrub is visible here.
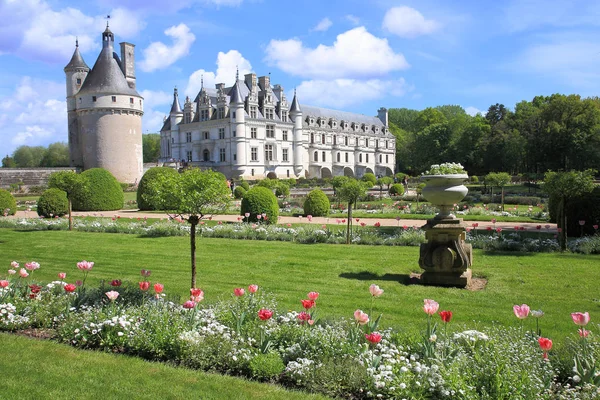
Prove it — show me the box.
[303,189,330,217]
[361,173,377,187]
[72,168,124,211]
[239,180,250,191]
[389,184,405,196]
[137,167,179,210]
[257,178,277,189]
[37,188,68,218]
[240,187,278,224]
[0,189,17,216]
[233,186,246,199]
[275,182,290,198]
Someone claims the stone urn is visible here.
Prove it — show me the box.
[418,173,472,287]
[420,174,469,220]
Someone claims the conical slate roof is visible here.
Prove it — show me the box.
[170,88,183,114]
[64,46,89,71]
[228,79,244,104]
[77,45,140,96]
[289,90,301,113]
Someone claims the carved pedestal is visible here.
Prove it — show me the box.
[419,218,472,287]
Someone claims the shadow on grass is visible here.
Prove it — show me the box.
[339,271,417,286]
[479,251,531,257]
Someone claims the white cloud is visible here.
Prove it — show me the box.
[503,0,600,33]
[345,15,360,26]
[296,78,411,108]
[311,18,332,32]
[203,0,244,6]
[382,6,440,38]
[11,126,54,146]
[185,50,252,97]
[140,90,176,133]
[265,27,409,80]
[140,90,172,109]
[465,106,484,117]
[139,24,196,72]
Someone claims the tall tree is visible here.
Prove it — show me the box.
[143,133,161,163]
[13,146,47,167]
[41,142,69,167]
[142,168,230,289]
[1,155,16,168]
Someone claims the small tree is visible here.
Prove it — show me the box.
[485,172,511,211]
[143,168,230,288]
[361,173,377,188]
[377,176,393,199]
[332,175,349,207]
[338,180,367,244]
[544,170,596,251]
[48,171,85,231]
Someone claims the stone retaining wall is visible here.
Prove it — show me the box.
[0,168,77,190]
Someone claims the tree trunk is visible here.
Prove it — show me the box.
[562,198,568,252]
[346,203,352,244]
[68,197,73,231]
[189,215,200,288]
[501,187,505,211]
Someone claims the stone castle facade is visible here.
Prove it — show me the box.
[159,73,395,179]
[64,25,144,184]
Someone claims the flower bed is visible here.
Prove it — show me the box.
[2,261,600,399]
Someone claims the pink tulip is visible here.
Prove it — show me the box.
[248,284,258,294]
[513,304,530,319]
[25,261,40,271]
[579,220,586,226]
[297,311,311,323]
[154,283,164,294]
[496,227,502,233]
[139,281,150,291]
[77,260,94,271]
[369,284,384,297]
[491,219,496,224]
[256,215,262,220]
[287,223,292,227]
[244,212,250,218]
[105,291,119,301]
[234,288,245,297]
[7,269,16,275]
[18,268,29,278]
[545,224,550,229]
[10,261,19,269]
[0,280,9,288]
[360,222,366,227]
[75,280,83,287]
[58,272,66,280]
[354,309,369,325]
[182,300,196,309]
[571,312,590,326]
[308,291,319,301]
[307,215,313,221]
[579,329,590,338]
[423,299,439,316]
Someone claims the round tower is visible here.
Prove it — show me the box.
[290,90,304,177]
[64,39,90,167]
[73,25,144,184]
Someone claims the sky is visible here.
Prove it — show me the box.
[1,0,600,156]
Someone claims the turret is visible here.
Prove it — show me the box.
[290,89,304,176]
[169,87,184,147]
[230,71,247,173]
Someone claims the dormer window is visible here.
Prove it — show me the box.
[112,96,116,102]
[76,78,81,85]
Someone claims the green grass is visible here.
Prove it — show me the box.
[1,229,598,341]
[0,333,327,400]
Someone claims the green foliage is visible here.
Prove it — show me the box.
[331,176,349,192]
[389,184,405,196]
[361,173,377,187]
[485,172,511,187]
[48,171,84,198]
[0,189,16,215]
[286,178,296,186]
[12,145,47,167]
[274,182,290,198]
[1,155,16,168]
[233,186,247,199]
[470,175,479,183]
[303,189,330,216]
[240,187,279,224]
[137,167,179,211]
[248,353,285,381]
[37,188,68,218]
[549,186,600,237]
[142,134,161,163]
[338,180,367,204]
[257,178,277,189]
[239,180,250,191]
[72,168,124,211]
[40,142,69,167]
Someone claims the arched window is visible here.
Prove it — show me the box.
[314,151,318,162]
[322,151,326,162]
[359,154,362,163]
[311,133,314,144]
[336,152,340,162]
[203,149,210,162]
[321,135,325,144]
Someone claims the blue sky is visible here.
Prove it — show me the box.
[1,0,600,156]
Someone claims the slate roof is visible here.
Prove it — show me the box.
[64,46,89,71]
[170,89,183,114]
[301,105,385,127]
[77,45,140,97]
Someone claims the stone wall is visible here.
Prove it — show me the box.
[0,168,77,190]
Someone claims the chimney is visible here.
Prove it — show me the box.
[244,73,257,90]
[258,75,270,91]
[377,107,388,127]
[120,42,136,89]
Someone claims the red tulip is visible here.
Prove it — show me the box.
[365,332,382,344]
[307,291,319,301]
[374,222,381,227]
[258,309,273,321]
[190,288,203,297]
[64,284,77,293]
[29,284,42,294]
[594,225,599,230]
[110,279,122,287]
[139,281,150,291]
[233,288,245,297]
[140,269,151,277]
[0,280,8,288]
[297,311,311,323]
[538,337,552,359]
[154,283,164,294]
[578,329,590,338]
[439,310,453,323]
[301,299,315,310]
[182,300,196,309]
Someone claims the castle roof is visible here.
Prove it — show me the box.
[302,105,385,127]
[289,91,301,113]
[64,45,89,71]
[170,88,183,114]
[228,79,244,104]
[77,45,140,97]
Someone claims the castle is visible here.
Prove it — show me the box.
[159,73,396,179]
[64,25,144,184]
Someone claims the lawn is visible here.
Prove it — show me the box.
[0,333,327,400]
[1,229,598,341]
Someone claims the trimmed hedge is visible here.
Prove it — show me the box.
[233,186,247,199]
[240,187,278,224]
[137,167,179,210]
[0,189,17,216]
[303,189,330,217]
[549,187,600,237]
[37,188,68,218]
[389,184,405,196]
[72,168,124,211]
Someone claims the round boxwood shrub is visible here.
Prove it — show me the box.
[389,184,405,196]
[303,189,330,217]
[240,186,278,224]
[275,182,290,198]
[72,168,124,211]
[361,173,377,187]
[37,188,68,218]
[239,180,250,191]
[0,189,17,216]
[137,167,179,210]
[233,186,246,199]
